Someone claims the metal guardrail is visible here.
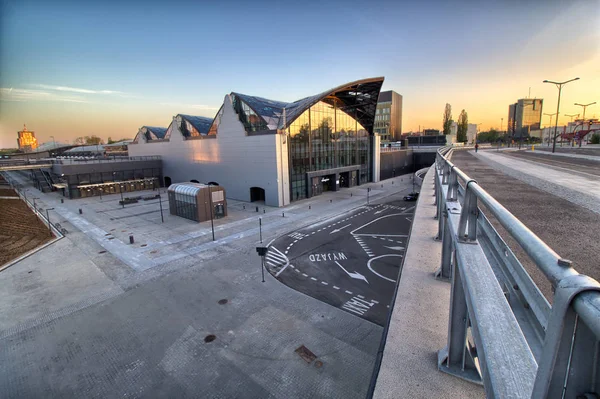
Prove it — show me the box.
[434,146,600,398]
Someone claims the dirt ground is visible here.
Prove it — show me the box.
[0,198,53,266]
[0,188,18,197]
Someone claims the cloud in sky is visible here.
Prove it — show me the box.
[33,84,125,95]
[0,87,88,103]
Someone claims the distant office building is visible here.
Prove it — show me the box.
[508,99,543,139]
[448,122,477,143]
[423,129,440,136]
[17,124,38,152]
[374,91,402,141]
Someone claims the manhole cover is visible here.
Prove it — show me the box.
[295,345,317,363]
[98,250,107,254]
[204,334,216,343]
[218,299,228,305]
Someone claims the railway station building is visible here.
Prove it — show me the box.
[129,78,384,207]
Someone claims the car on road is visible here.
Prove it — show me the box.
[403,192,419,201]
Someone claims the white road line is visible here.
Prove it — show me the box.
[302,273,308,277]
[311,277,317,281]
[333,286,340,290]
[266,261,276,267]
[372,300,379,304]
[284,250,289,254]
[321,281,328,285]
[294,239,298,243]
[290,265,295,269]
[345,290,353,295]
[367,254,404,282]
[357,295,365,299]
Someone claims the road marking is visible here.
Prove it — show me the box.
[335,261,369,283]
[321,281,328,285]
[342,296,376,316]
[367,254,404,282]
[350,212,410,236]
[357,294,365,299]
[333,286,340,290]
[294,268,300,273]
[309,252,347,262]
[372,300,379,304]
[385,246,405,251]
[330,224,352,234]
[302,273,308,277]
[270,246,291,277]
[311,277,317,281]
[345,290,353,295]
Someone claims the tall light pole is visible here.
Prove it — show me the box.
[575,102,596,120]
[565,113,579,123]
[543,77,580,153]
[46,208,54,231]
[50,135,56,156]
[544,112,558,146]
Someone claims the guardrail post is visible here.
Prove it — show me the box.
[442,162,450,185]
[446,167,459,202]
[436,213,452,280]
[532,275,600,398]
[438,256,481,384]
[458,180,478,243]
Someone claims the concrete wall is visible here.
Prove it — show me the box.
[380,149,413,180]
[52,160,162,176]
[129,95,288,207]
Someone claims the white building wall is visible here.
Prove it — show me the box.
[372,135,381,182]
[129,95,287,207]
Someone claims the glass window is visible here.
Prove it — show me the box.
[232,95,269,133]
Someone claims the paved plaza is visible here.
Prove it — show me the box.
[0,172,416,398]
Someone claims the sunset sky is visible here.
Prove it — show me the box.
[1,0,599,148]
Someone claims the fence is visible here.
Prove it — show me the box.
[434,146,600,398]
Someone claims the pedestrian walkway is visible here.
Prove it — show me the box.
[474,150,600,214]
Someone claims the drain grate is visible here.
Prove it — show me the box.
[140,244,147,247]
[204,334,216,343]
[218,299,228,305]
[295,345,317,364]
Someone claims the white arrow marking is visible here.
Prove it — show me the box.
[335,261,369,283]
[374,209,386,215]
[385,246,405,251]
[330,224,351,234]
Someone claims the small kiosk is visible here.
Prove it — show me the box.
[167,183,227,222]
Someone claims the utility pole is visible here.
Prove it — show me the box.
[543,77,580,153]
[574,102,596,120]
[544,113,558,146]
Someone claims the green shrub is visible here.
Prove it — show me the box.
[590,133,600,144]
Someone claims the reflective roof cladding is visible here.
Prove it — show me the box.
[167,182,207,197]
[179,115,213,134]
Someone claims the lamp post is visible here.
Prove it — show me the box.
[543,112,558,146]
[158,194,164,223]
[207,183,215,241]
[575,102,596,120]
[46,208,54,231]
[565,113,580,123]
[120,184,124,208]
[543,77,580,153]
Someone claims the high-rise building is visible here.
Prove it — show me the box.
[17,124,38,152]
[508,99,543,139]
[374,90,403,141]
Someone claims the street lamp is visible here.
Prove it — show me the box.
[543,113,558,146]
[565,113,580,123]
[574,102,596,120]
[46,208,54,231]
[158,194,164,223]
[206,182,215,241]
[543,77,580,153]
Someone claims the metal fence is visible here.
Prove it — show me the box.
[434,146,600,398]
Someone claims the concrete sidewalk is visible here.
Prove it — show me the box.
[373,167,483,398]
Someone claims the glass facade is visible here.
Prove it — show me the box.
[207,106,223,136]
[232,95,269,133]
[288,99,370,200]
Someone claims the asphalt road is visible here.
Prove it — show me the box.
[265,196,415,326]
[503,150,600,177]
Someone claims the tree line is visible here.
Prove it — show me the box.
[442,103,469,142]
[73,136,130,145]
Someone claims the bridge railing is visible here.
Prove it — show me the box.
[434,146,600,398]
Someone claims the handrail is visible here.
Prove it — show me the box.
[434,146,600,398]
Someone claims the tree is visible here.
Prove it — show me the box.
[457,110,468,142]
[107,137,114,144]
[477,129,499,143]
[74,135,104,145]
[443,103,452,135]
[591,133,600,144]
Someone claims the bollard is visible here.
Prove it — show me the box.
[351,193,353,197]
[79,208,82,214]
[309,205,311,210]
[282,212,285,217]
[256,206,259,212]
[330,199,332,203]
[263,209,266,213]
[61,198,64,203]
[392,181,394,184]
[243,205,245,210]
[129,235,134,244]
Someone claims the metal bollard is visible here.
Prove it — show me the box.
[309,205,311,210]
[351,193,353,197]
[79,208,82,214]
[129,235,134,244]
[256,206,259,212]
[263,209,265,213]
[61,198,64,203]
[330,199,332,203]
[282,212,285,217]
[243,205,245,210]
